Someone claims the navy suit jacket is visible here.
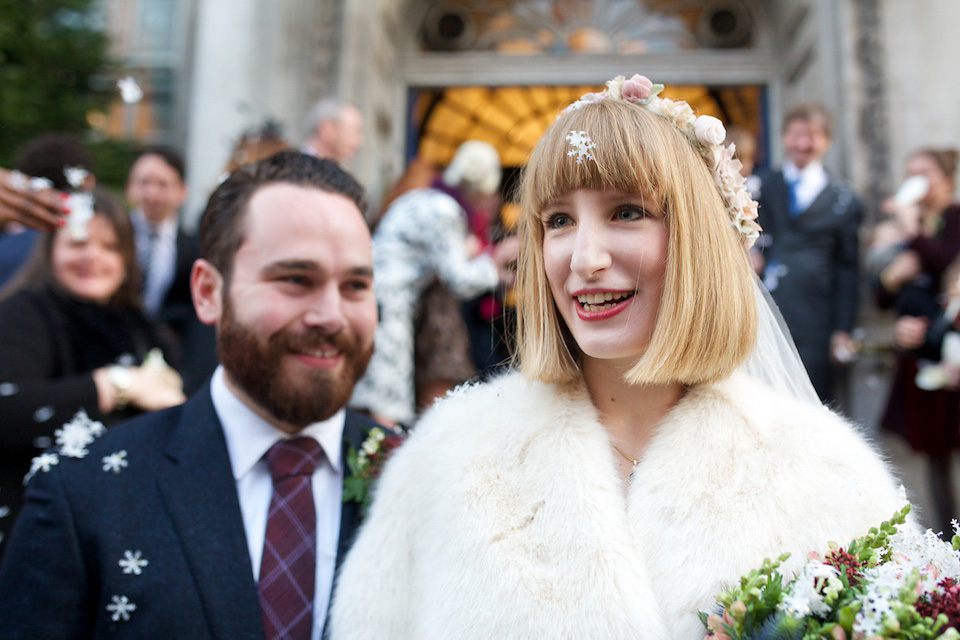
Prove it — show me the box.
[0,386,379,639]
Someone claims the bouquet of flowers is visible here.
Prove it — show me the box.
[701,503,960,639]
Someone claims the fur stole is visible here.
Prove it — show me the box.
[330,371,906,639]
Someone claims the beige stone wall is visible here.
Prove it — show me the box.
[881,0,960,197]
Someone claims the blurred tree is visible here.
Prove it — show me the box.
[0,0,112,166]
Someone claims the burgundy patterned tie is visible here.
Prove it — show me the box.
[258,437,324,640]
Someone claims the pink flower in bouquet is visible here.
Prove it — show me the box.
[622,74,654,102]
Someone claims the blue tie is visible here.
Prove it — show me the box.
[787,177,802,216]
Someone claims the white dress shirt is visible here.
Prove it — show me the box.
[131,210,179,317]
[782,160,828,214]
[210,366,344,640]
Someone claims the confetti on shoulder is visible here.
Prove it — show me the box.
[119,550,148,575]
[23,452,60,485]
[103,450,129,474]
[55,409,106,459]
[106,595,137,622]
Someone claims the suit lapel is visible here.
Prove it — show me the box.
[336,410,373,570]
[156,387,264,640]
[801,181,838,218]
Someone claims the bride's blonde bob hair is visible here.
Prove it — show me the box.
[515,98,757,386]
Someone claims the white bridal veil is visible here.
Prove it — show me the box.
[740,274,823,407]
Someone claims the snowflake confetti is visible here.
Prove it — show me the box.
[55,409,106,459]
[106,595,137,622]
[64,166,88,190]
[33,405,55,423]
[102,451,129,474]
[117,76,143,104]
[23,452,60,485]
[65,190,95,241]
[565,130,597,165]
[0,382,18,396]
[103,449,130,473]
[118,550,148,575]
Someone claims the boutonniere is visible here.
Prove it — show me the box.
[343,427,405,515]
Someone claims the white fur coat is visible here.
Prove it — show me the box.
[330,371,907,640]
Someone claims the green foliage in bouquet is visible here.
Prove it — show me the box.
[701,504,960,640]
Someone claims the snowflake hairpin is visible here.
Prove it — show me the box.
[565,130,597,165]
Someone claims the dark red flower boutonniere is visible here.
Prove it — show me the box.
[343,427,405,515]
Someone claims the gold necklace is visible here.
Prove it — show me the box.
[611,442,640,483]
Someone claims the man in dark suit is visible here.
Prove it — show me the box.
[126,147,216,393]
[0,151,383,640]
[754,104,863,403]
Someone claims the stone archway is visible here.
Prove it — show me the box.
[345,0,782,207]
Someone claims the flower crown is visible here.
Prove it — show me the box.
[563,74,761,249]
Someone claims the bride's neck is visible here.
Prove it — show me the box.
[581,356,685,456]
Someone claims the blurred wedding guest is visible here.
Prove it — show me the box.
[350,141,512,425]
[0,188,184,550]
[755,104,863,404]
[0,134,93,286]
[224,121,291,173]
[126,147,215,393]
[872,148,960,535]
[301,97,363,165]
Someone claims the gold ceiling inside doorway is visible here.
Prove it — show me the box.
[414,84,763,168]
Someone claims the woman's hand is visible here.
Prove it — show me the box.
[94,354,186,414]
[879,250,922,293]
[893,315,929,350]
[0,168,68,231]
[126,364,187,411]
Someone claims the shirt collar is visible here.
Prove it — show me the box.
[783,160,825,184]
[210,366,346,480]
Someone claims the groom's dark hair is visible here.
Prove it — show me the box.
[198,150,368,283]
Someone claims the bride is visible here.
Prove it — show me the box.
[329,74,909,638]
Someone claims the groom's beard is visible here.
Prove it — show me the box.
[217,296,373,427]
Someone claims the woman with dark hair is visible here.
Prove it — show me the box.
[0,188,184,545]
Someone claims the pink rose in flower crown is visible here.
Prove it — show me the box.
[622,74,655,102]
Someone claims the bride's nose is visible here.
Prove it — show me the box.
[569,224,612,278]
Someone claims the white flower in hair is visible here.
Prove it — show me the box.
[694,115,726,147]
[565,131,597,165]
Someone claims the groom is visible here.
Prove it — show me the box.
[0,151,383,639]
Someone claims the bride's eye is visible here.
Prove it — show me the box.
[543,212,572,229]
[615,205,648,221]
